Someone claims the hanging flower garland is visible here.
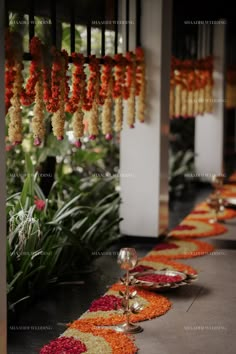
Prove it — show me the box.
[5,30,17,113]
[135,47,146,123]
[170,56,214,119]
[5,31,147,145]
[113,54,126,133]
[100,56,114,140]
[50,49,69,140]
[83,55,101,140]
[125,52,136,128]
[24,37,46,146]
[226,66,236,109]
[66,53,87,148]
[20,37,42,106]
[7,31,24,145]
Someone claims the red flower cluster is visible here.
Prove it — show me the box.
[154,243,179,251]
[113,54,126,99]
[123,51,135,100]
[173,225,196,231]
[191,210,208,214]
[89,294,122,312]
[130,265,154,273]
[83,55,100,111]
[99,55,113,105]
[5,31,17,112]
[34,196,46,211]
[46,48,69,113]
[137,273,183,283]
[42,67,51,105]
[65,53,86,113]
[40,336,87,354]
[21,37,43,106]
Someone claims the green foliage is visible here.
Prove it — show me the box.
[7,154,121,312]
[169,149,194,196]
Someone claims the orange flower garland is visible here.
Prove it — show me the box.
[83,55,101,140]
[7,32,24,145]
[100,56,114,140]
[113,54,126,132]
[169,219,227,239]
[23,37,46,146]
[229,171,236,183]
[186,202,236,221]
[67,53,87,148]
[136,47,146,123]
[5,31,147,145]
[32,75,45,146]
[219,184,236,197]
[170,56,214,119]
[76,283,171,326]
[145,238,215,259]
[64,323,138,354]
[51,49,69,140]
[125,52,136,128]
[5,30,17,113]
[21,37,43,106]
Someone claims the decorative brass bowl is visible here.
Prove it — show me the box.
[132,270,198,291]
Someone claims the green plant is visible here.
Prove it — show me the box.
[7,154,122,313]
[169,149,195,196]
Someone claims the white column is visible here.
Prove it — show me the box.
[0,2,7,354]
[195,24,226,180]
[120,0,172,237]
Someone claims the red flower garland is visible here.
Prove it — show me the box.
[20,37,43,106]
[125,51,136,128]
[113,54,126,132]
[50,49,69,140]
[83,55,101,139]
[67,53,87,147]
[5,30,17,113]
[100,55,114,139]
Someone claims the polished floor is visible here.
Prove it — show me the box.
[8,183,212,354]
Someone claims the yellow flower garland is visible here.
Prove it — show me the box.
[127,53,136,128]
[32,75,45,144]
[8,62,24,144]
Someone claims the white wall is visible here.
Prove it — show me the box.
[120,0,172,237]
[195,24,226,179]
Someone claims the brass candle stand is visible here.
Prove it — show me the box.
[212,174,224,197]
[206,194,224,224]
[115,248,143,334]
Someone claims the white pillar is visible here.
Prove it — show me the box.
[195,24,226,180]
[0,2,7,354]
[120,0,172,237]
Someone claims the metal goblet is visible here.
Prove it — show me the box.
[116,248,143,334]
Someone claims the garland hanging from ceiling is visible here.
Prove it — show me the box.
[170,56,214,119]
[226,65,236,109]
[5,31,146,147]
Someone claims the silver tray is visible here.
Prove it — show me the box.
[132,269,198,291]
